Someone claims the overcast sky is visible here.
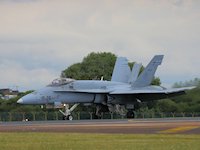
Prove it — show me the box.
[0,0,199,91]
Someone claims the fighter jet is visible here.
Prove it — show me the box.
[17,55,194,120]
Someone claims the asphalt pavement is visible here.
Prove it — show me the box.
[0,117,200,134]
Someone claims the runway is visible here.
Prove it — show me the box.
[0,118,200,134]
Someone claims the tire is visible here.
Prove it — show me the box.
[68,115,73,121]
[93,114,101,119]
[63,116,67,120]
[127,111,135,118]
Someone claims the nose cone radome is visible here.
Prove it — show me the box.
[17,93,41,104]
[17,93,45,105]
[17,98,24,104]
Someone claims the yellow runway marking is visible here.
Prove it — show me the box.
[159,126,199,134]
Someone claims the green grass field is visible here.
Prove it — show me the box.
[0,133,200,150]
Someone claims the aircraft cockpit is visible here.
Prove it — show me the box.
[48,78,75,86]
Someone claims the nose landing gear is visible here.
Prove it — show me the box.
[59,103,79,120]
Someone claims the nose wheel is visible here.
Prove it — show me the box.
[63,115,73,121]
[59,103,79,120]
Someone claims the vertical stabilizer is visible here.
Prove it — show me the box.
[111,57,131,83]
[128,63,142,84]
[132,55,164,87]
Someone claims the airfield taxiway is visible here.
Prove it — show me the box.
[0,118,200,134]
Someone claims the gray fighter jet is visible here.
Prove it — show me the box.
[17,55,194,120]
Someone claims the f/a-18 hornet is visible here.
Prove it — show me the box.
[17,55,194,120]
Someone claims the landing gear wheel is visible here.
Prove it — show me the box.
[127,110,135,118]
[93,114,101,119]
[68,115,73,121]
[63,115,73,120]
[63,116,67,120]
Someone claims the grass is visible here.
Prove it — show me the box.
[0,133,200,150]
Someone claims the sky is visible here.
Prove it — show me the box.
[0,0,199,91]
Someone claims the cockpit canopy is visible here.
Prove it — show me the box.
[48,78,75,86]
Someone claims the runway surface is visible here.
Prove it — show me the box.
[0,118,200,134]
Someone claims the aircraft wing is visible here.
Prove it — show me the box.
[108,86,196,102]
[54,86,195,95]
[110,86,195,95]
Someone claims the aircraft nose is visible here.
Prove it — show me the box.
[17,92,45,104]
[17,98,24,104]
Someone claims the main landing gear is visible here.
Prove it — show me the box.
[94,104,109,119]
[59,103,79,120]
[126,110,135,118]
[126,104,136,119]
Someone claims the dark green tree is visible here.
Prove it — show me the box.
[61,52,116,80]
[156,99,179,112]
[151,77,161,86]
